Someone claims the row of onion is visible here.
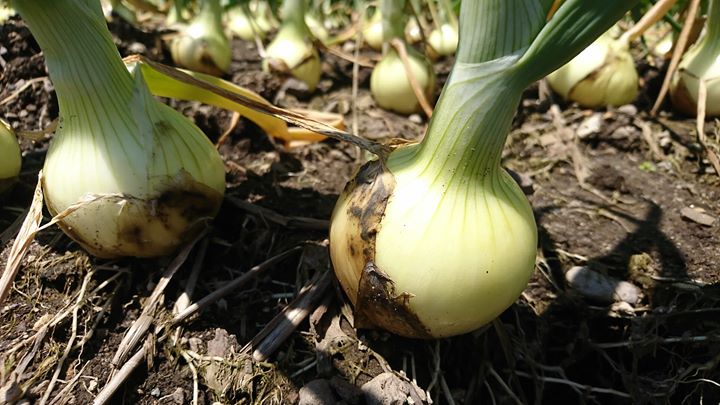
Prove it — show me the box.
[3,0,718,341]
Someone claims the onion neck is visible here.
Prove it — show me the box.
[390,0,542,183]
[389,0,636,186]
[193,0,224,37]
[16,0,134,123]
[381,0,405,42]
[393,59,524,182]
[280,0,310,37]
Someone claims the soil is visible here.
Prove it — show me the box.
[2,12,720,405]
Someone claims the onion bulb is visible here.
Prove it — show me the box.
[427,23,458,57]
[0,119,21,193]
[362,9,384,51]
[17,0,226,258]
[263,0,321,92]
[170,0,231,76]
[405,18,423,44]
[227,5,265,41]
[370,48,435,115]
[670,0,720,116]
[330,0,633,338]
[305,14,330,43]
[546,31,638,108]
[0,4,15,23]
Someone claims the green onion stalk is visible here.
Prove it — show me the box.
[369,0,435,115]
[15,0,226,258]
[170,0,231,76]
[263,0,321,91]
[330,0,636,338]
[0,119,21,193]
[670,0,720,116]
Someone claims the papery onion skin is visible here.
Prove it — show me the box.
[370,49,436,115]
[0,119,21,193]
[546,33,638,108]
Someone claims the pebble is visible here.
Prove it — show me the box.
[361,372,426,405]
[576,113,603,138]
[127,42,147,54]
[565,266,641,305]
[342,41,356,53]
[299,379,335,405]
[151,387,161,397]
[680,206,716,227]
[408,114,423,124]
[617,104,638,115]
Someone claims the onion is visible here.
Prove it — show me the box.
[0,119,21,193]
[370,48,435,115]
[370,0,435,115]
[330,0,635,338]
[170,0,231,76]
[263,0,322,92]
[362,8,384,51]
[17,0,226,258]
[670,0,720,116]
[227,5,265,41]
[405,18,423,44]
[546,31,638,108]
[427,23,458,57]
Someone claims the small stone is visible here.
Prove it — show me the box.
[151,387,161,397]
[342,41,356,53]
[680,206,716,227]
[565,266,641,305]
[188,337,203,352]
[576,113,603,138]
[299,379,335,405]
[361,373,426,405]
[617,104,638,115]
[170,387,185,404]
[408,114,423,124]
[611,301,636,315]
[127,42,147,54]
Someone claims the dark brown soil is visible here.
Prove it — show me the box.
[1,12,720,405]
